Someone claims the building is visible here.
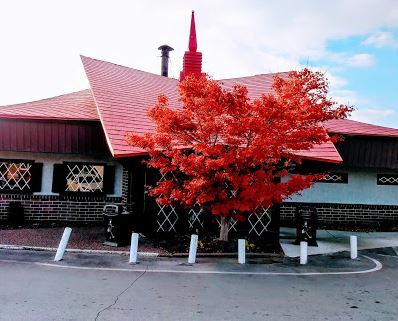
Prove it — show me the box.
[1,12,397,234]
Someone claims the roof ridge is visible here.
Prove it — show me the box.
[80,55,179,81]
[346,118,398,129]
[329,118,398,131]
[217,71,290,82]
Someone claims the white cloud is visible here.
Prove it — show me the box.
[329,86,397,127]
[325,52,375,68]
[345,54,375,67]
[351,108,396,124]
[0,0,397,106]
[324,72,349,88]
[362,31,398,48]
[330,89,359,106]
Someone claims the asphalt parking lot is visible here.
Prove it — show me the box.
[0,248,397,321]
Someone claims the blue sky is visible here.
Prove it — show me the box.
[0,1,397,127]
[313,31,398,127]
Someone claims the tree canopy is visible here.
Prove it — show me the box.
[127,69,352,223]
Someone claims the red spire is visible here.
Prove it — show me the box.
[189,11,197,52]
[180,10,203,81]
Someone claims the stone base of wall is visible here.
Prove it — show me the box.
[0,194,122,222]
[281,202,398,229]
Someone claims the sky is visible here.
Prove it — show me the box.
[0,0,397,127]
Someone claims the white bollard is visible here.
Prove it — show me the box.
[350,235,358,259]
[188,234,198,264]
[129,233,139,264]
[238,239,246,264]
[54,227,72,261]
[300,241,308,265]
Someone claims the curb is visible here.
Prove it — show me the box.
[0,244,282,258]
[0,244,159,257]
[161,252,282,258]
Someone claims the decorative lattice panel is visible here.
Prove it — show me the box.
[156,173,178,232]
[0,161,32,191]
[65,164,104,192]
[320,173,348,184]
[248,206,271,236]
[156,203,179,232]
[377,174,398,185]
[188,207,204,229]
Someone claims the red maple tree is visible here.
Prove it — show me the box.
[127,69,352,241]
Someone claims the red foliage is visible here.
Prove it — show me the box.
[127,69,352,220]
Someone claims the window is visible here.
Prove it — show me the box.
[0,161,32,191]
[0,160,42,193]
[318,172,348,184]
[377,174,398,186]
[65,164,105,193]
[52,162,115,195]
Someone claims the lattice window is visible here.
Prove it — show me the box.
[65,164,104,192]
[156,172,178,232]
[377,174,398,186]
[319,172,348,184]
[248,206,271,236]
[0,161,32,192]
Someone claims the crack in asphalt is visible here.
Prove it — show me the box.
[325,230,339,239]
[94,265,148,321]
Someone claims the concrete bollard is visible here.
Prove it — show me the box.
[54,227,72,261]
[350,235,358,259]
[300,241,308,265]
[129,233,139,264]
[188,234,198,264]
[238,239,246,264]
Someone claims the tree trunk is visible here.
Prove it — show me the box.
[219,216,229,242]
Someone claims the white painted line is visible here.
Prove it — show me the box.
[0,255,380,276]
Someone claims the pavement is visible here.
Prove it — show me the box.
[0,248,397,321]
[0,248,383,275]
[280,227,398,257]
[1,228,398,320]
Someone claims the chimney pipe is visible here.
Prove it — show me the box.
[158,45,174,77]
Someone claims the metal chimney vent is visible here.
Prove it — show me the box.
[158,45,174,77]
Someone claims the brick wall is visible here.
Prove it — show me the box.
[0,194,122,222]
[281,202,398,228]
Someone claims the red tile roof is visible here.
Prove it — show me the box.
[0,89,98,121]
[219,72,288,99]
[294,141,342,163]
[324,119,398,138]
[81,56,341,162]
[80,55,180,157]
[4,56,394,164]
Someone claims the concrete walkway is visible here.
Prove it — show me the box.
[280,227,398,257]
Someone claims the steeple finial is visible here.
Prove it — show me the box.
[189,10,197,52]
[180,10,203,81]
